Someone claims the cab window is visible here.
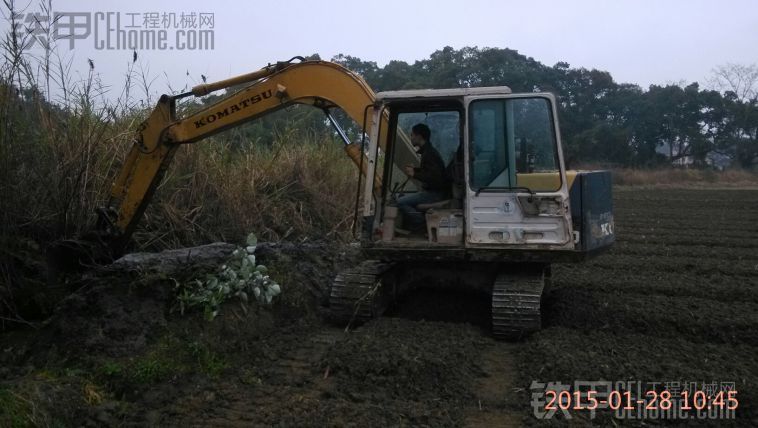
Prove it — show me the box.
[469,97,560,191]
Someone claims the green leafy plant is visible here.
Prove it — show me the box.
[99,361,124,378]
[187,341,228,377]
[175,233,281,320]
[131,358,172,384]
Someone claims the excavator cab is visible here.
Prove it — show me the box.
[363,88,574,251]
[330,87,615,339]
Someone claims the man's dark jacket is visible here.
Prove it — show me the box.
[413,142,448,192]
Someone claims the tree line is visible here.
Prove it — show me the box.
[329,47,757,169]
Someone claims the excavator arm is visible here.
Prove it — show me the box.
[96,59,415,253]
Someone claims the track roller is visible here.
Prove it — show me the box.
[329,260,394,325]
[491,266,546,340]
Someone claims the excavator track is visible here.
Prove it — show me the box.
[491,268,545,340]
[329,260,394,326]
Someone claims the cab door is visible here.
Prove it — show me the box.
[464,94,573,249]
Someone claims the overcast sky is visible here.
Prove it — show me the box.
[4,0,757,100]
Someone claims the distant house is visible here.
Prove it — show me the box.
[656,141,731,169]
[656,142,693,167]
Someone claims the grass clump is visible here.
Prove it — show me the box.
[98,334,230,388]
[0,388,32,428]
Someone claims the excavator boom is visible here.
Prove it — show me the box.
[97,59,415,254]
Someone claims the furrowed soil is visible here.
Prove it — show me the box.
[2,188,757,427]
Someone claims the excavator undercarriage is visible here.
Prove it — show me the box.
[328,260,551,340]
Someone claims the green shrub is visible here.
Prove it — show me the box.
[175,233,281,320]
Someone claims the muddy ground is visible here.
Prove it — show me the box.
[1,188,757,427]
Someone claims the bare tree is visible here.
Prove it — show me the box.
[709,63,758,102]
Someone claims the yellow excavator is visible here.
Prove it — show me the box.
[53,57,615,340]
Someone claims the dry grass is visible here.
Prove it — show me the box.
[0,0,360,245]
[0,82,358,325]
[0,0,359,325]
[0,83,357,247]
[611,168,758,188]
[135,135,359,249]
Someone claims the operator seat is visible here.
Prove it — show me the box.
[416,183,463,211]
